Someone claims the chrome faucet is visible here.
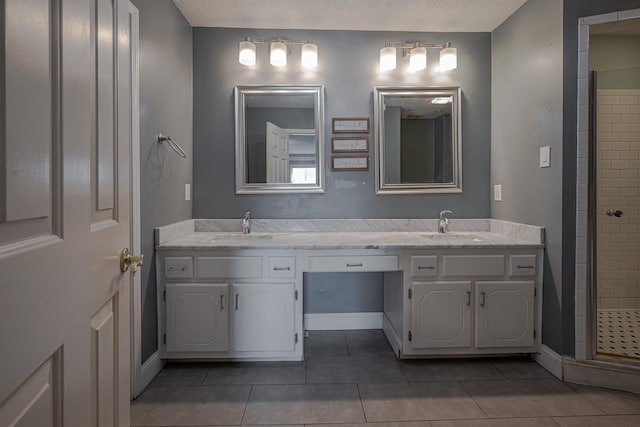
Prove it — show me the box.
[242,211,251,234]
[438,210,453,234]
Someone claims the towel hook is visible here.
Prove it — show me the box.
[157,133,187,159]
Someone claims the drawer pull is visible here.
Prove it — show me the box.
[517,265,535,269]
[480,291,486,307]
[417,265,435,270]
[273,266,291,271]
[220,295,224,311]
[166,266,186,271]
[235,294,239,310]
[466,291,471,306]
[346,263,363,267]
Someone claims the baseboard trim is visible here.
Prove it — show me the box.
[138,351,164,396]
[532,344,563,380]
[304,312,383,330]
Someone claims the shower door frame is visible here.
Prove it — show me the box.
[575,9,640,370]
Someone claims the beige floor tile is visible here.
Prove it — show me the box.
[553,414,640,427]
[242,384,365,425]
[359,382,485,422]
[346,331,394,355]
[431,418,559,426]
[306,354,407,384]
[568,383,640,414]
[401,359,506,382]
[203,362,306,385]
[147,364,209,387]
[130,385,250,426]
[462,379,604,418]
[304,334,348,357]
[491,358,555,380]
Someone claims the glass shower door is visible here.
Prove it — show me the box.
[593,67,640,361]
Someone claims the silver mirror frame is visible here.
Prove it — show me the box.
[374,86,462,194]
[234,84,325,194]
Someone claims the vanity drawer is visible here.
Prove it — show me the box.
[411,256,438,276]
[268,256,296,278]
[442,255,504,277]
[308,255,398,272]
[509,255,537,276]
[198,256,263,279]
[164,257,194,279]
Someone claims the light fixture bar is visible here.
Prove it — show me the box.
[379,41,457,72]
[238,37,319,69]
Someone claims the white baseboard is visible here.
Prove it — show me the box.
[137,351,164,396]
[564,358,640,394]
[532,344,563,380]
[304,312,383,330]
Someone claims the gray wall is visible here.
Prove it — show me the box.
[132,0,193,362]
[491,0,564,353]
[562,0,640,356]
[192,28,491,220]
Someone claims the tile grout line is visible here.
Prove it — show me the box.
[239,384,254,426]
[458,379,491,420]
[355,383,368,423]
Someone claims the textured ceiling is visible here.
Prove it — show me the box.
[173,0,528,32]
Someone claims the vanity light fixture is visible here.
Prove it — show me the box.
[379,42,457,72]
[238,37,318,69]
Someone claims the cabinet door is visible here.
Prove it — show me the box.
[475,281,534,348]
[411,281,472,348]
[233,283,296,352]
[165,283,229,352]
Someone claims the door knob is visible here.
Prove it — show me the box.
[606,209,624,218]
[120,248,144,276]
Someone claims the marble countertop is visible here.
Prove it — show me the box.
[156,230,543,250]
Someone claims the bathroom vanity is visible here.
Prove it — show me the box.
[155,219,544,361]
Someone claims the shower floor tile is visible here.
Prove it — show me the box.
[597,309,640,359]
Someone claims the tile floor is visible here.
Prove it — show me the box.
[131,330,640,427]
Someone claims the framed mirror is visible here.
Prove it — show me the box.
[235,85,325,194]
[374,87,462,194]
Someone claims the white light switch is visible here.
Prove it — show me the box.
[185,184,191,201]
[494,184,502,201]
[540,146,550,168]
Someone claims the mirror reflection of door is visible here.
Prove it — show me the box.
[266,122,290,183]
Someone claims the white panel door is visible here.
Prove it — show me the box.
[475,281,535,348]
[0,0,132,425]
[411,281,472,348]
[233,283,296,352]
[266,121,290,183]
[166,283,229,352]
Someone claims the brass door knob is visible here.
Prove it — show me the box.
[120,248,144,276]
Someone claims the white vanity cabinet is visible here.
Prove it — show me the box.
[157,250,303,361]
[385,248,543,357]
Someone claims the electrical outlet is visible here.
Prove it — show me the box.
[494,184,502,201]
[185,184,191,201]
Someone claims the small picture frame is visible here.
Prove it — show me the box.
[331,137,369,153]
[332,117,370,133]
[331,155,370,171]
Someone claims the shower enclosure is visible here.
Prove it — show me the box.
[590,67,640,362]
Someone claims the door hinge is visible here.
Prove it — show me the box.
[534,288,537,297]
[408,331,412,342]
[533,328,536,339]
[163,333,166,345]
[163,290,166,301]
[294,289,298,300]
[408,288,412,299]
[295,332,298,343]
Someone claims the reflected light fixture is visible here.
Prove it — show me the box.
[238,38,256,66]
[238,37,318,69]
[379,41,457,72]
